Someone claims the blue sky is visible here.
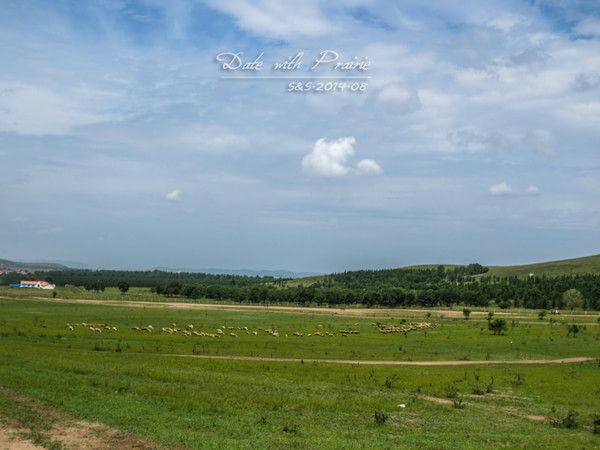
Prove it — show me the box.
[1,0,599,272]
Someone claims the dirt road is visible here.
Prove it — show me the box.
[6,295,583,319]
[165,354,593,366]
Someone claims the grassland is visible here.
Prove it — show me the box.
[290,254,600,286]
[486,254,600,278]
[0,295,599,448]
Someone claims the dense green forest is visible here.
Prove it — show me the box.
[2,265,599,310]
[0,270,272,288]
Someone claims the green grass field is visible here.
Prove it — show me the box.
[290,254,600,285]
[486,254,600,278]
[0,296,599,448]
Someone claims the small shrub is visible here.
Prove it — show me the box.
[373,410,388,425]
[511,373,525,388]
[567,324,580,337]
[486,377,494,394]
[445,385,459,399]
[282,424,299,434]
[538,310,547,320]
[561,410,579,429]
[258,416,267,425]
[384,374,399,389]
[452,397,465,409]
[592,414,600,434]
[115,342,123,353]
[489,318,508,335]
[462,308,471,319]
[471,384,484,395]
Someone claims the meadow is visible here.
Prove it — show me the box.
[0,295,599,448]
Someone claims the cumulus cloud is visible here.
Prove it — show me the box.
[356,159,383,175]
[302,137,382,177]
[376,84,421,115]
[165,189,183,201]
[205,0,332,39]
[489,182,513,196]
[489,183,540,197]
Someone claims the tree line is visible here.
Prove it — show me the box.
[1,265,599,310]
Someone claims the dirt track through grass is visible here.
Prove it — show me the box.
[7,296,598,320]
[165,354,593,366]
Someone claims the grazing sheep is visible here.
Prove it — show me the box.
[229,332,237,337]
[187,324,194,330]
[67,325,74,331]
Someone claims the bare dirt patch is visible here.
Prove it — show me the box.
[0,425,44,450]
[420,396,547,424]
[167,353,593,366]
[0,389,156,449]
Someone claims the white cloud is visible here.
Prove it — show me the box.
[356,159,382,175]
[0,83,103,135]
[574,18,600,37]
[302,137,382,178]
[490,182,513,196]
[302,137,355,177]
[376,84,421,115]
[205,0,333,39]
[489,183,541,197]
[165,189,183,201]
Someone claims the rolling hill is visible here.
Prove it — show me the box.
[292,254,600,285]
[486,254,600,277]
[0,258,69,272]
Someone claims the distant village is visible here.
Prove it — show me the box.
[0,266,56,289]
[9,280,56,289]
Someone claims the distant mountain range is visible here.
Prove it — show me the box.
[0,258,319,279]
[0,258,69,272]
[4,253,599,279]
[151,267,321,279]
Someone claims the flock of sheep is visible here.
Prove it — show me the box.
[65,321,367,338]
[65,321,434,337]
[374,322,434,334]
[66,322,118,333]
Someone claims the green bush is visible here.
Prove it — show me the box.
[373,410,388,425]
[488,318,507,335]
